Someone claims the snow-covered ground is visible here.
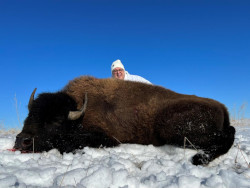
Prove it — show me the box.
[0,120,250,188]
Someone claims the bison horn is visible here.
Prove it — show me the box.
[68,93,88,120]
[28,88,37,111]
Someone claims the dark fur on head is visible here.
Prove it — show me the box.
[15,92,116,153]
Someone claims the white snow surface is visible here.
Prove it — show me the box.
[0,120,250,188]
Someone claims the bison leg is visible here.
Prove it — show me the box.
[191,125,235,165]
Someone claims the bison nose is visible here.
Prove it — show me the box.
[15,136,33,150]
[22,138,33,147]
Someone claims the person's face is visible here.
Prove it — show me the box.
[112,67,125,80]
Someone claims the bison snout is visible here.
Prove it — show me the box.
[14,136,33,151]
[22,138,33,147]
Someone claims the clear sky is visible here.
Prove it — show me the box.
[1,0,250,129]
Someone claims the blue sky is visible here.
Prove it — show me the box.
[1,0,250,129]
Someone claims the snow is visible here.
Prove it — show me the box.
[0,121,250,188]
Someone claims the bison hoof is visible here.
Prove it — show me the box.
[191,153,210,166]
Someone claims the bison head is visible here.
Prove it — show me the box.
[14,89,88,153]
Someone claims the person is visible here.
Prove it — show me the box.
[111,59,152,84]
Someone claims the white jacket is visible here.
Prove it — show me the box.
[124,71,152,84]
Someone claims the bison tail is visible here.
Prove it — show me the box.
[225,125,236,148]
[223,107,235,149]
[222,107,235,145]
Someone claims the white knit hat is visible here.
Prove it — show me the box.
[111,59,125,72]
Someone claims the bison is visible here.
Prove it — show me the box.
[14,76,235,165]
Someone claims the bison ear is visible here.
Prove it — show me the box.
[68,93,88,120]
[28,88,37,111]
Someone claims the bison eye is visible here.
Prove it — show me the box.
[43,121,64,133]
[53,121,65,128]
[44,120,63,128]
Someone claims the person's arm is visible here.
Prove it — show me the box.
[136,75,152,84]
[125,72,152,84]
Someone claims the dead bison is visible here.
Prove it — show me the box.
[14,76,235,165]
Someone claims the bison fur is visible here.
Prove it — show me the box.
[14,76,235,165]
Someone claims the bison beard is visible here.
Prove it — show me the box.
[14,76,235,166]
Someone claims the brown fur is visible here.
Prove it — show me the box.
[63,76,229,145]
